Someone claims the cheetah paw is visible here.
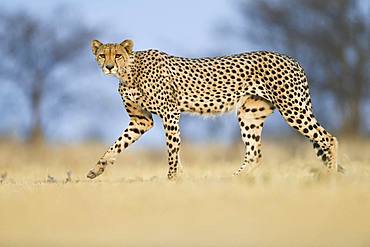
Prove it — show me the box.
[86,160,107,179]
[233,171,241,176]
[86,167,104,179]
[86,170,98,179]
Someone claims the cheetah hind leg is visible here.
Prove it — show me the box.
[234,96,274,176]
[277,103,342,173]
[312,138,344,173]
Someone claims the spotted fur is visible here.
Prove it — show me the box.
[86,39,341,180]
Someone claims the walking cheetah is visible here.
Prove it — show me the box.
[86,39,341,180]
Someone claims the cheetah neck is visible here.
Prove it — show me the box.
[117,53,137,88]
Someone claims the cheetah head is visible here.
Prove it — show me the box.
[91,39,134,77]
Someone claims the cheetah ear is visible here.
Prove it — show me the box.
[91,40,103,55]
[120,39,134,54]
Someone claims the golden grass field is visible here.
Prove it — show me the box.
[0,138,370,246]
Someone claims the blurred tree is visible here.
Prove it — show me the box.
[0,10,95,143]
[229,0,370,136]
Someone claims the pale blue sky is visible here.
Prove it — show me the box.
[2,0,247,55]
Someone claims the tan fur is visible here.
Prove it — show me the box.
[86,39,341,180]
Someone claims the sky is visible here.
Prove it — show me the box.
[2,0,245,55]
[0,0,293,146]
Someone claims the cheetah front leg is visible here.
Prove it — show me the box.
[162,111,181,180]
[86,103,153,179]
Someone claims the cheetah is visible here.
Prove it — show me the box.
[86,39,342,180]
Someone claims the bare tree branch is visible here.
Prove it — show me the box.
[0,9,97,143]
[227,0,370,135]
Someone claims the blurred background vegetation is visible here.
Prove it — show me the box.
[1,3,369,245]
[0,0,369,147]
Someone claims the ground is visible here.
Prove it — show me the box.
[0,139,370,246]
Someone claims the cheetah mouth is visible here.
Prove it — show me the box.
[103,71,117,77]
[102,68,118,76]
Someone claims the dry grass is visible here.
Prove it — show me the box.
[0,139,370,246]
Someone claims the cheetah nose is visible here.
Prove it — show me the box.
[105,64,114,71]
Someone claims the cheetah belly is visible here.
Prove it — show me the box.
[174,73,248,115]
[168,54,255,115]
[177,83,248,115]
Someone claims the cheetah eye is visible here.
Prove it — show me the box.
[115,54,122,59]
[99,54,105,59]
